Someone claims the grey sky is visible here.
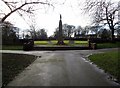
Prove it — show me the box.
[0,0,119,36]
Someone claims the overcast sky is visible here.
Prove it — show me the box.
[0,0,119,37]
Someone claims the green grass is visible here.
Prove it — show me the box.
[64,40,69,44]
[2,53,36,87]
[2,41,120,50]
[51,40,58,44]
[2,45,23,50]
[34,41,49,45]
[34,40,88,46]
[88,50,120,82]
[74,41,88,46]
[2,40,89,50]
[97,42,120,49]
[74,41,88,44]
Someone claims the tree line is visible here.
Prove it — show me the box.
[84,0,120,41]
[1,21,48,44]
[1,20,120,45]
[52,24,120,39]
[0,0,120,45]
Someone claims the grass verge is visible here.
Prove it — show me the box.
[97,42,120,49]
[88,50,120,83]
[2,53,36,87]
[2,45,23,50]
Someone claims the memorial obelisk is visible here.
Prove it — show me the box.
[57,14,64,45]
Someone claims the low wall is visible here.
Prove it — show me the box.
[4,38,120,46]
[33,46,90,51]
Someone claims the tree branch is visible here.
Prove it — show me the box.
[114,21,120,27]
[2,0,12,11]
[1,1,53,22]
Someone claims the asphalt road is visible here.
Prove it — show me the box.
[3,49,119,86]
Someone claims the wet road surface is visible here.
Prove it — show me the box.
[3,49,119,86]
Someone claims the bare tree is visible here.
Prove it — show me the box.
[74,26,82,37]
[0,0,53,22]
[27,14,37,39]
[84,0,120,41]
[63,24,75,38]
[2,21,19,44]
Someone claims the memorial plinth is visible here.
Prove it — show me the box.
[57,14,65,45]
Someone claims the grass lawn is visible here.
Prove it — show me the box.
[51,40,58,44]
[64,40,69,44]
[88,50,120,82]
[74,40,88,44]
[2,41,120,50]
[34,40,88,46]
[2,53,36,87]
[97,42,120,49]
[2,40,88,50]
[34,41,49,45]
[2,45,23,50]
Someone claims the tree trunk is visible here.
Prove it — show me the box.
[111,28,115,41]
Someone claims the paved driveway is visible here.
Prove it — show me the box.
[1,48,119,86]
